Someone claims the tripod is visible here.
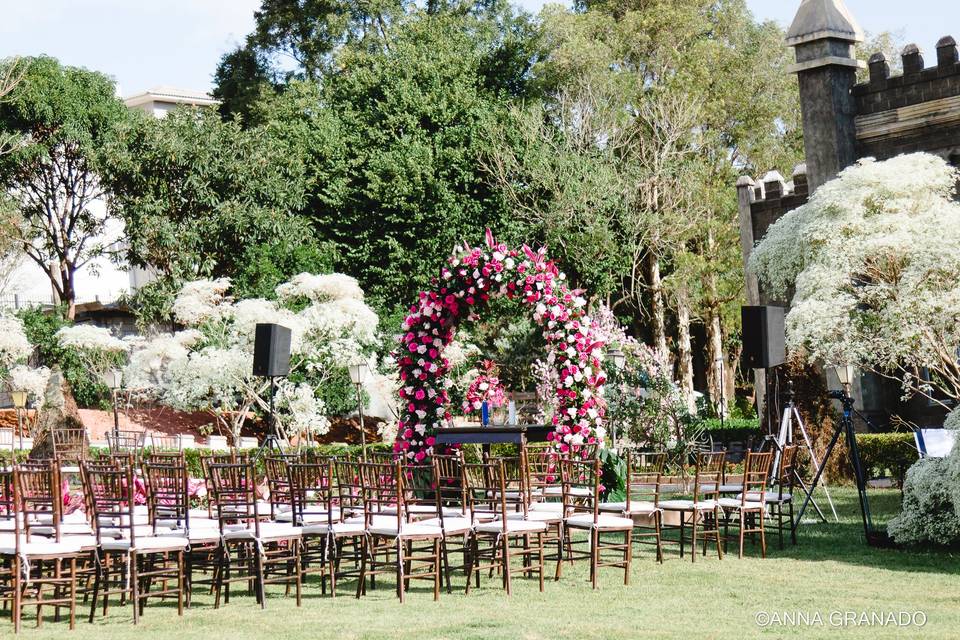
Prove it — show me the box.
[792,387,875,543]
[771,381,838,523]
[255,376,285,462]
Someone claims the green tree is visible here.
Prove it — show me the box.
[100,106,315,325]
[0,56,130,318]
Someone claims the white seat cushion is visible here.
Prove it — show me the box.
[420,517,473,534]
[503,510,562,523]
[329,522,366,536]
[0,535,84,556]
[32,522,95,536]
[739,492,792,503]
[367,522,444,538]
[275,510,338,524]
[659,499,719,511]
[599,501,659,515]
[529,502,565,513]
[101,536,188,553]
[565,513,634,530]
[161,528,221,544]
[718,497,766,511]
[378,504,438,516]
[222,522,302,542]
[475,519,547,534]
[543,486,591,497]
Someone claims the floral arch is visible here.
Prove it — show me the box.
[394,230,608,461]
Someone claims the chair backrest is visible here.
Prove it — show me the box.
[287,460,337,526]
[334,458,365,521]
[561,458,600,522]
[432,452,467,518]
[463,459,512,527]
[147,433,182,451]
[265,455,298,519]
[106,430,144,455]
[741,451,773,506]
[625,450,666,506]
[53,425,88,463]
[82,461,137,545]
[14,461,62,542]
[693,451,726,503]
[357,460,405,531]
[778,445,799,496]
[142,453,190,534]
[523,443,562,503]
[0,464,14,528]
[207,461,260,536]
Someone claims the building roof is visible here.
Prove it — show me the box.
[123,85,219,109]
[786,0,864,46]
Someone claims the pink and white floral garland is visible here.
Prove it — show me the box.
[462,359,507,414]
[394,230,608,461]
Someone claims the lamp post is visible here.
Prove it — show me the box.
[10,390,27,453]
[608,348,626,448]
[103,368,123,444]
[348,362,368,461]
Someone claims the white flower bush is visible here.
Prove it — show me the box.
[171,278,232,325]
[750,153,960,403]
[7,364,51,407]
[55,325,126,352]
[127,272,380,443]
[0,315,32,369]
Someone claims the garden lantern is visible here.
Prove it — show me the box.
[103,368,123,442]
[11,389,27,452]
[830,363,856,390]
[349,361,368,460]
[608,348,626,370]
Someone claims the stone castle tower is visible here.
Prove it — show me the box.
[737,0,960,426]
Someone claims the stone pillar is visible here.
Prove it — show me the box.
[786,0,865,193]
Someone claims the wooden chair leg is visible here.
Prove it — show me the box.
[502,535,512,595]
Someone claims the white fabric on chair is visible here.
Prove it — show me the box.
[738,492,791,504]
[543,486,590,497]
[0,535,84,556]
[718,497,766,511]
[599,500,659,515]
[502,510,562,523]
[367,521,444,538]
[420,517,473,534]
[565,513,634,530]
[529,501,565,514]
[101,535,188,553]
[222,522,302,542]
[474,519,547,534]
[659,499,719,511]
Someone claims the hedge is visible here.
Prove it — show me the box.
[855,432,918,488]
[700,418,761,446]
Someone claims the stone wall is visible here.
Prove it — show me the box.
[853,37,960,163]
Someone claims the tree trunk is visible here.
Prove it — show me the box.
[676,290,696,414]
[706,308,728,418]
[647,252,668,360]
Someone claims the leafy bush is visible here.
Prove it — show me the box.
[944,407,960,430]
[698,417,761,445]
[856,432,917,487]
[888,456,960,547]
[16,306,118,409]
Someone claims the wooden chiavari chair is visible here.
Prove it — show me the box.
[82,461,187,623]
[207,462,302,609]
[422,452,473,593]
[355,460,443,603]
[720,450,773,558]
[106,430,145,458]
[754,444,799,549]
[561,457,633,588]
[464,458,546,595]
[601,450,666,563]
[660,451,726,562]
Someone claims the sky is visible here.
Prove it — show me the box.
[2,1,960,98]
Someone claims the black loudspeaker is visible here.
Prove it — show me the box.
[253,323,291,377]
[741,306,786,369]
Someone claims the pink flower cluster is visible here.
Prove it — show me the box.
[394,230,608,460]
[462,359,507,414]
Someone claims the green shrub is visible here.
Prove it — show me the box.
[855,432,917,487]
[888,455,960,547]
[699,418,761,445]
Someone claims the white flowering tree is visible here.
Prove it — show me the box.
[750,154,960,405]
[0,314,32,371]
[125,272,381,445]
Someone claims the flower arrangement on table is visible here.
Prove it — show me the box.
[395,229,608,461]
[461,359,507,415]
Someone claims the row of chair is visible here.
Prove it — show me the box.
[0,443,800,632]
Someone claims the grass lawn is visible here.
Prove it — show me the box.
[9,488,959,639]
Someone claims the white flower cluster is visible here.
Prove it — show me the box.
[279,382,330,435]
[299,297,379,362]
[0,315,32,368]
[7,364,51,407]
[162,346,251,412]
[276,272,364,303]
[172,278,232,325]
[749,154,960,397]
[56,324,126,352]
[123,330,201,391]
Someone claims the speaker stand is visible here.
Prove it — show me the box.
[254,376,286,462]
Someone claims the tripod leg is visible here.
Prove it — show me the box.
[794,407,839,521]
[792,420,843,535]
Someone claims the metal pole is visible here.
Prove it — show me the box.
[15,408,22,454]
[355,382,367,461]
[112,388,120,441]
